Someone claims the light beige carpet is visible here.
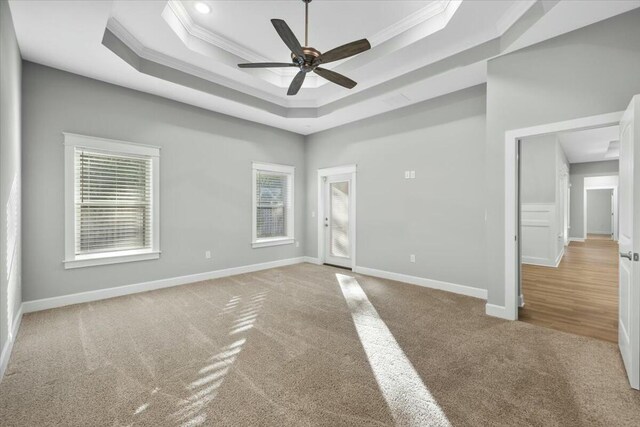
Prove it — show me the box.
[1,263,639,426]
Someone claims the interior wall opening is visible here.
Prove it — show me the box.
[517,126,620,343]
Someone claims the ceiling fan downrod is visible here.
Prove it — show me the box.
[303,0,311,47]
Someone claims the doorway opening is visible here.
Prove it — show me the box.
[518,125,619,342]
[584,176,618,241]
[503,100,640,390]
[517,127,620,342]
[317,165,357,270]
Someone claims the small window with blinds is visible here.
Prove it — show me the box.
[64,133,160,269]
[252,162,295,248]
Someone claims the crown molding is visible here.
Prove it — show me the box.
[167,0,270,64]
[164,0,456,83]
[162,1,323,88]
[368,0,453,46]
[106,18,291,107]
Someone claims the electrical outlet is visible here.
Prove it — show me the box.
[410,170,416,179]
[296,241,300,248]
[410,254,415,263]
[404,170,410,179]
[311,211,316,217]
[205,250,211,259]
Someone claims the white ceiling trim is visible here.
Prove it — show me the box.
[163,1,321,88]
[106,18,289,107]
[164,0,457,83]
[368,0,456,45]
[167,0,270,64]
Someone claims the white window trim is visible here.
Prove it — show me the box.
[63,132,161,269]
[252,162,295,249]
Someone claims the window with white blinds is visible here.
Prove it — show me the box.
[64,133,160,269]
[252,163,295,248]
[75,150,152,254]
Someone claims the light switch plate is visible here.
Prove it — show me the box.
[410,254,415,263]
[405,171,410,179]
[205,250,211,259]
[410,171,416,179]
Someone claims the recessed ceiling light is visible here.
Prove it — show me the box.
[194,2,210,14]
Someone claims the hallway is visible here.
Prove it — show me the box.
[520,234,619,342]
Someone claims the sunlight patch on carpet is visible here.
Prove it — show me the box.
[337,273,451,427]
[172,290,268,427]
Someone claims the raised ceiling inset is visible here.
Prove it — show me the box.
[162,0,461,88]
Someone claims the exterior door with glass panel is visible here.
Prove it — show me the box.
[323,174,352,268]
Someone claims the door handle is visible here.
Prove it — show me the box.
[620,251,633,260]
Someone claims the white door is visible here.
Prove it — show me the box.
[611,190,615,240]
[323,174,352,268]
[562,174,568,246]
[618,94,640,390]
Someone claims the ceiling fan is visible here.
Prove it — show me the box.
[238,0,371,96]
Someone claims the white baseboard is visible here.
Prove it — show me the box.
[519,294,525,308]
[521,247,564,268]
[353,266,487,300]
[554,248,564,267]
[568,237,585,243]
[302,256,321,265]
[22,257,307,314]
[0,304,23,382]
[485,303,516,320]
[520,257,554,267]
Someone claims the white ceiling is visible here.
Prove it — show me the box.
[558,126,620,164]
[8,0,640,135]
[186,1,429,64]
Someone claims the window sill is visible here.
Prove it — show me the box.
[63,250,160,269]
[252,238,294,249]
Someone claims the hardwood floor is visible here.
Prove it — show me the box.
[519,234,619,342]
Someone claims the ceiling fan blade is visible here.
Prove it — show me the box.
[314,67,357,89]
[238,62,297,68]
[316,39,371,65]
[287,71,306,96]
[271,19,305,60]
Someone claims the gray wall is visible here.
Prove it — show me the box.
[0,0,22,366]
[520,134,557,204]
[21,62,306,302]
[587,189,612,235]
[13,7,640,315]
[305,85,487,291]
[485,9,640,307]
[569,160,619,239]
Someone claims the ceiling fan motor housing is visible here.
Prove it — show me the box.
[292,47,321,71]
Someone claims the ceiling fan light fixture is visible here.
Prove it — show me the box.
[194,2,211,15]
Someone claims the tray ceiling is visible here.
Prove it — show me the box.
[9,0,640,134]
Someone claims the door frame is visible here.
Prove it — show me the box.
[317,165,357,269]
[583,177,618,240]
[498,111,624,320]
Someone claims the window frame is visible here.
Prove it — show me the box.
[63,133,161,269]
[252,162,295,248]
